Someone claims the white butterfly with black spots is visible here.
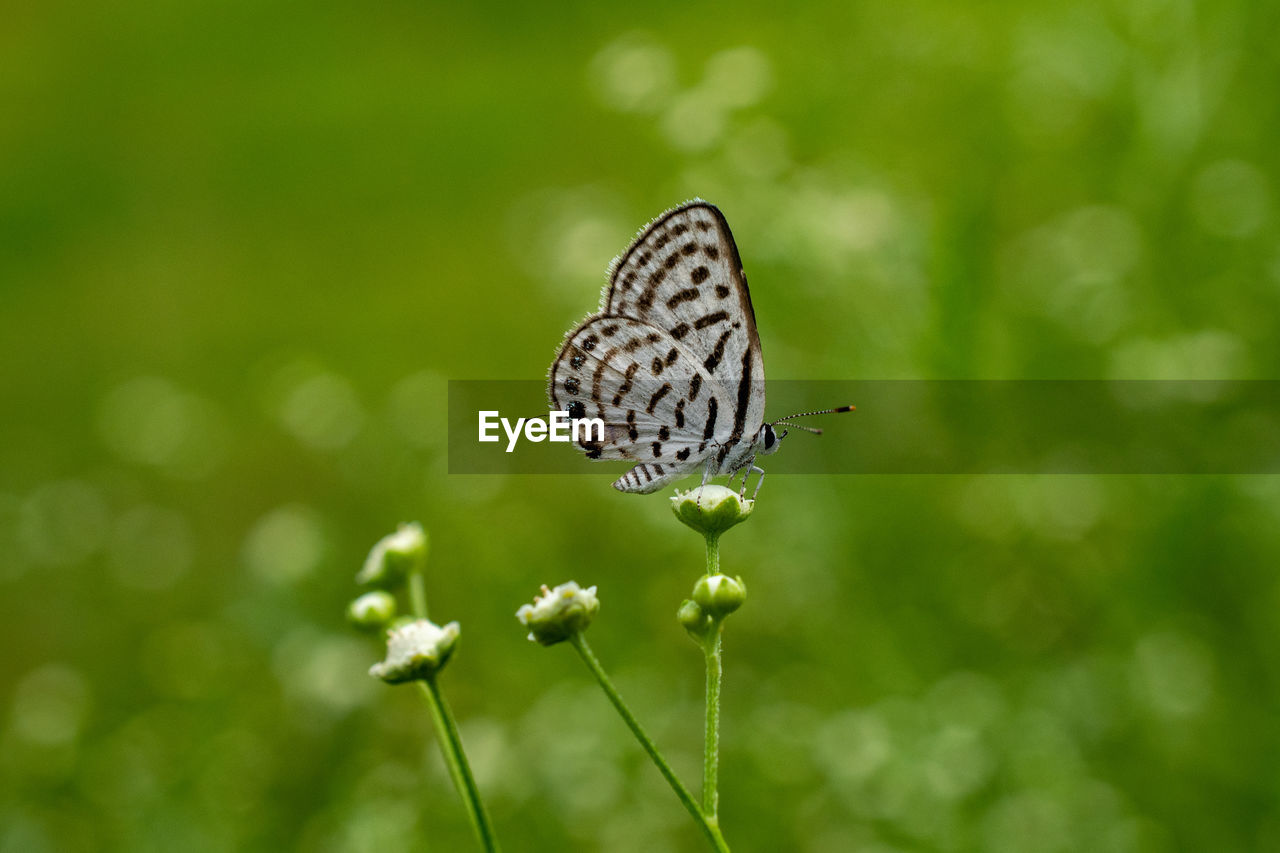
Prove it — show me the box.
[548,200,851,496]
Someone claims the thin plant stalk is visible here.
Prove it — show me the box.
[407,570,497,852]
[409,571,430,620]
[702,627,723,820]
[700,530,724,822]
[417,678,500,853]
[705,532,721,576]
[569,632,730,853]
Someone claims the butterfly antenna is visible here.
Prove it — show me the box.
[770,404,855,437]
[774,421,825,435]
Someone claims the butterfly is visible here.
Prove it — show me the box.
[548,200,852,496]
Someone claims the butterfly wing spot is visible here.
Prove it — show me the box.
[666,288,701,309]
[703,330,731,372]
[694,311,729,330]
[703,397,718,439]
[691,266,710,283]
[646,383,672,414]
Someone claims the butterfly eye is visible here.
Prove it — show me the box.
[763,425,776,450]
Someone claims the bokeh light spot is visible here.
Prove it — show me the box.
[9,664,91,747]
[97,377,227,479]
[589,33,676,113]
[701,46,773,109]
[388,371,446,450]
[661,90,727,152]
[982,792,1070,853]
[273,628,376,718]
[108,504,194,590]
[18,480,108,567]
[277,372,365,450]
[1190,159,1270,239]
[815,709,893,785]
[242,504,325,584]
[1131,630,1214,717]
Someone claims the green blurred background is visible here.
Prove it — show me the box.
[3,1,1280,850]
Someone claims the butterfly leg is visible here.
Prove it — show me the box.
[698,454,717,506]
[736,455,757,499]
[749,466,766,500]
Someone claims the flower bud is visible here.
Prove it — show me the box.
[369,618,460,683]
[347,590,397,631]
[671,485,754,538]
[692,573,747,618]
[678,598,715,642]
[357,522,428,588]
[516,581,599,646]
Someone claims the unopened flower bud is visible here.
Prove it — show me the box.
[692,573,747,618]
[516,581,599,646]
[369,618,459,683]
[671,485,754,538]
[678,598,714,641]
[357,522,428,588]
[347,590,397,631]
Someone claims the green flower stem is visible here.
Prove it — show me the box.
[569,632,730,853]
[705,532,721,576]
[702,626,723,820]
[417,677,500,853]
[409,571,430,619]
[701,529,726,822]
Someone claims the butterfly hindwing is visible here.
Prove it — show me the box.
[549,315,733,492]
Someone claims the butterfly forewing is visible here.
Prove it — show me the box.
[548,201,769,493]
[604,203,767,444]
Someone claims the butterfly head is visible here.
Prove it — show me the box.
[757,423,784,456]
[762,404,856,455]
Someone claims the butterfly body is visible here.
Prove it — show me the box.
[549,201,782,495]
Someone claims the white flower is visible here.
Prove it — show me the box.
[671,485,754,537]
[369,618,460,683]
[516,581,599,646]
[357,522,428,587]
[347,590,397,631]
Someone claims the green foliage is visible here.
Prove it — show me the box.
[2,1,1279,850]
